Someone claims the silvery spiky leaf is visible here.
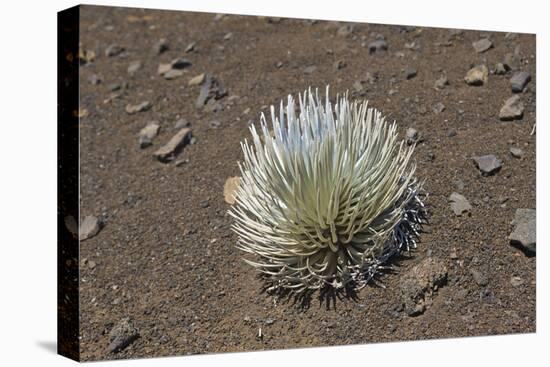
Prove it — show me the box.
[230,87,425,294]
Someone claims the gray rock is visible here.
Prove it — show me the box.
[174,118,190,129]
[88,74,101,85]
[434,75,449,89]
[127,60,141,75]
[79,215,102,241]
[465,65,488,86]
[153,128,192,162]
[509,208,536,254]
[406,127,419,145]
[125,101,151,114]
[473,155,502,175]
[196,74,227,109]
[105,44,124,57]
[152,38,169,54]
[447,128,457,137]
[449,192,471,216]
[499,95,524,121]
[432,102,445,114]
[157,63,172,75]
[107,318,139,354]
[472,38,493,53]
[138,122,160,148]
[470,268,489,286]
[368,40,388,54]
[503,53,521,71]
[303,65,317,74]
[404,67,417,80]
[510,276,524,287]
[510,71,531,93]
[400,257,447,316]
[510,147,523,158]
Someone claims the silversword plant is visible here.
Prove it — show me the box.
[230,87,425,294]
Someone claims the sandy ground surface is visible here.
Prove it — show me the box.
[77,5,536,361]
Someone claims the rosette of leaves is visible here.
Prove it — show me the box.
[230,87,425,294]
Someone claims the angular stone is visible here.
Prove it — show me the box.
[138,122,160,148]
[153,128,192,162]
[503,53,521,71]
[509,147,524,158]
[196,74,227,109]
[303,65,317,74]
[472,38,493,53]
[152,38,169,54]
[127,60,141,75]
[510,71,531,93]
[185,41,196,53]
[125,101,151,114]
[107,318,139,354]
[465,65,488,86]
[105,44,124,57]
[434,75,449,89]
[157,63,171,75]
[473,155,502,175]
[509,208,536,254]
[188,73,205,86]
[406,127,419,145]
[499,95,524,121]
[432,102,445,114]
[404,67,417,80]
[449,192,471,216]
[79,216,102,241]
[494,63,507,75]
[223,176,241,204]
[163,69,184,80]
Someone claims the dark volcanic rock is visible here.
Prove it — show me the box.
[509,208,536,254]
[107,318,139,354]
[400,257,447,316]
[473,155,502,175]
[510,71,531,93]
[196,74,227,109]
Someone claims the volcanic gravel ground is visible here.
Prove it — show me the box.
[77,5,536,361]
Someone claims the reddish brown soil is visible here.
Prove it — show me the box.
[77,5,536,361]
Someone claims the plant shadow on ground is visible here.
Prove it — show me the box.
[259,251,416,312]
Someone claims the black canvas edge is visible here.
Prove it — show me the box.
[57,4,81,362]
